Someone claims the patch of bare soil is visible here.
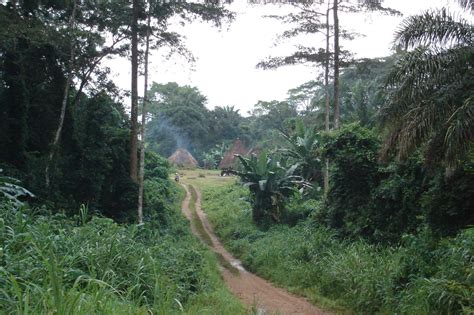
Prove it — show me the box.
[180,184,329,315]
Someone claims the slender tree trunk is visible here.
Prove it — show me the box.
[324,5,331,133]
[138,0,152,225]
[130,0,139,183]
[45,0,78,188]
[324,2,331,195]
[333,0,340,129]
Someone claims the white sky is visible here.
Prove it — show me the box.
[106,0,451,114]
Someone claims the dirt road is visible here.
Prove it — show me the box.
[181,183,329,315]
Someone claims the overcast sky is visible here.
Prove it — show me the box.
[106,0,451,114]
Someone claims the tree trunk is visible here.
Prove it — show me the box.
[138,0,152,225]
[45,0,78,188]
[130,0,139,183]
[323,2,331,195]
[333,0,340,129]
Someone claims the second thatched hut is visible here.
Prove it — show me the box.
[218,139,248,169]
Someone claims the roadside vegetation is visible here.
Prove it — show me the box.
[198,4,473,313]
[0,158,247,314]
[203,183,473,314]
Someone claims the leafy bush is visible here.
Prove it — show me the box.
[232,151,310,225]
[322,123,380,237]
[203,183,474,314]
[1,91,139,221]
[421,165,474,237]
[283,192,322,226]
[144,151,170,180]
[321,124,474,243]
[366,154,425,243]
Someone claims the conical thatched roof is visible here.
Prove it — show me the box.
[219,139,248,169]
[168,148,198,168]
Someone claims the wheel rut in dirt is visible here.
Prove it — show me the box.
[180,183,329,315]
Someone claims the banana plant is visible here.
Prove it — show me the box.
[232,152,311,224]
[279,120,322,183]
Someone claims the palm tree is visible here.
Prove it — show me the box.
[380,3,473,170]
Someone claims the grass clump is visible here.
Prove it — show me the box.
[0,184,248,314]
[202,183,474,314]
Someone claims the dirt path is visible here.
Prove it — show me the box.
[180,183,329,315]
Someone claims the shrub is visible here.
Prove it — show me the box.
[422,165,474,237]
[367,154,425,243]
[232,151,310,225]
[322,123,380,238]
[203,182,474,314]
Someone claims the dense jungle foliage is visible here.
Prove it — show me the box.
[0,1,247,313]
[203,183,473,314]
[1,0,473,314]
[0,167,246,314]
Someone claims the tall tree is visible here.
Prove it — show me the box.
[45,0,78,188]
[128,0,232,180]
[324,1,331,193]
[130,0,139,183]
[146,82,211,159]
[138,0,152,225]
[257,0,398,193]
[333,0,340,129]
[324,1,331,133]
[1,0,132,188]
[209,105,244,142]
[0,0,148,219]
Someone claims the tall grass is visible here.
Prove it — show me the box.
[0,184,248,314]
[202,183,474,314]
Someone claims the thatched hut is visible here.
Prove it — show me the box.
[168,148,198,168]
[218,139,248,169]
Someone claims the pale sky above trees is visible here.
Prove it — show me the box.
[106,0,450,114]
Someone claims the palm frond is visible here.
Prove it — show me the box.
[381,5,473,167]
[396,100,447,160]
[456,0,474,12]
[444,95,474,165]
[394,8,473,49]
[381,45,472,125]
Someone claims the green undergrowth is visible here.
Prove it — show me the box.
[202,183,474,314]
[0,183,248,314]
